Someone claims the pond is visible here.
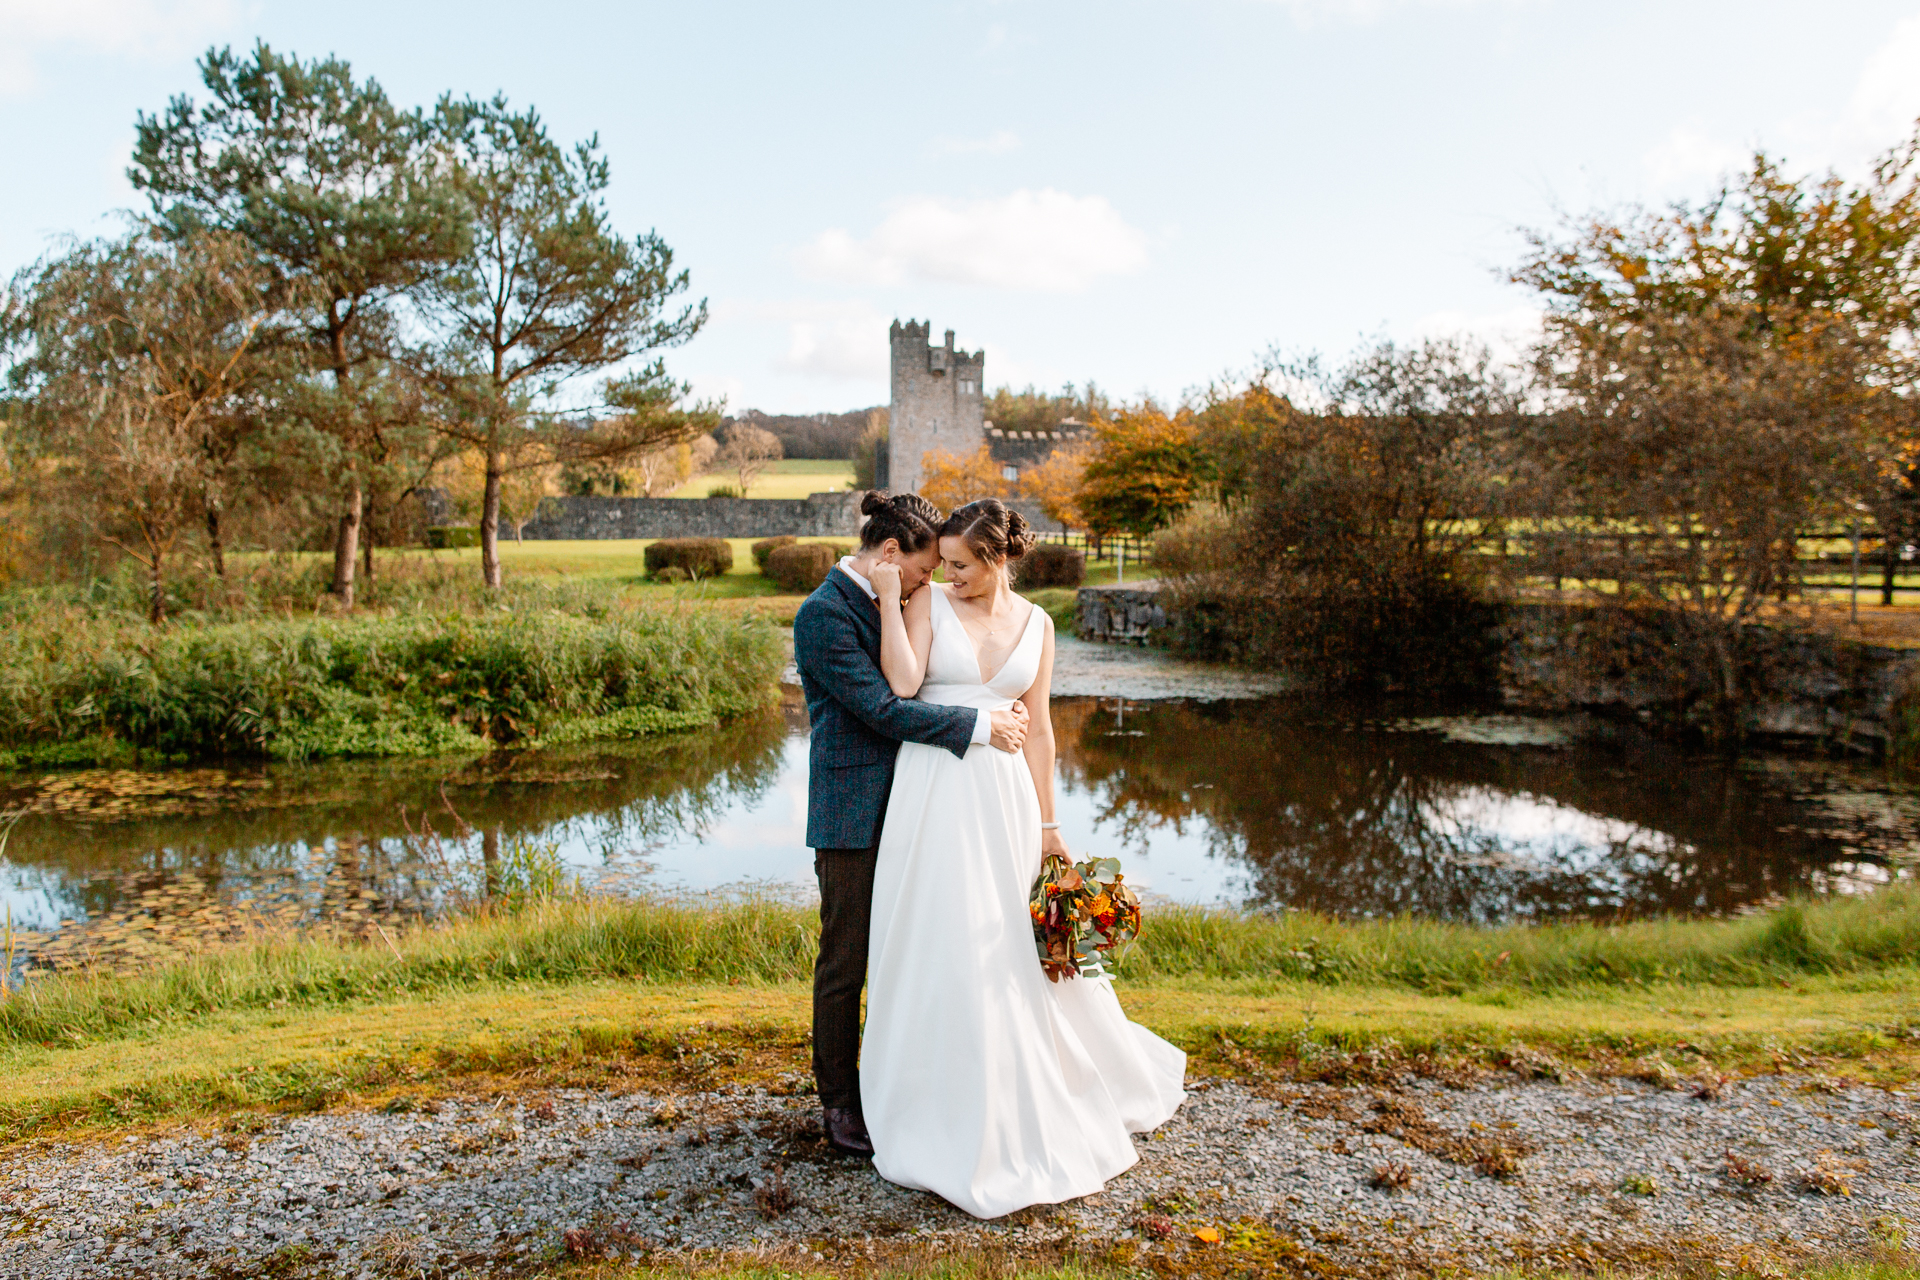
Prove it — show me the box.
[2,686,1915,975]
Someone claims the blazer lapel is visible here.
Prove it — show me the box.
[826,566,880,652]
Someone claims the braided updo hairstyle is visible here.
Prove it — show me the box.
[857,490,944,553]
[938,498,1037,565]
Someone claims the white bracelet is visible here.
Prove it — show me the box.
[1040,822,1060,830]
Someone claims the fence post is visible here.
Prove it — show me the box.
[1851,520,1861,626]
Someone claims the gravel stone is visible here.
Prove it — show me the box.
[0,1072,1913,1276]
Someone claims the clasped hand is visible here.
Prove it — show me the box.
[989,703,1029,753]
[868,560,905,606]
[868,560,1028,753]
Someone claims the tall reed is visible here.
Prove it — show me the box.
[0,599,784,762]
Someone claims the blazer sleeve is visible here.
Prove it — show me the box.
[795,596,977,760]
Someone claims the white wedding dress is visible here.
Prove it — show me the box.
[860,585,1187,1219]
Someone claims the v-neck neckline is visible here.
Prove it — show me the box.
[938,585,1037,687]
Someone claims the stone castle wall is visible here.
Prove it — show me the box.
[520,492,864,541]
[888,320,986,494]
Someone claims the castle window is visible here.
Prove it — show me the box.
[1001,465,1019,482]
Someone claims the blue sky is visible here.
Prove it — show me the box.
[7,1,1920,414]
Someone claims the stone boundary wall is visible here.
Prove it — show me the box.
[521,492,863,541]
[1075,582,1168,644]
[1074,583,1920,746]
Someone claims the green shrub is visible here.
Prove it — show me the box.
[765,543,834,593]
[0,605,784,763]
[1013,542,1085,589]
[751,536,798,572]
[705,484,741,499]
[642,538,734,580]
[426,526,481,549]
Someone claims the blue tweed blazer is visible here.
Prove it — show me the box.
[793,567,976,850]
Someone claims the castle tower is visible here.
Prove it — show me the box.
[887,320,985,495]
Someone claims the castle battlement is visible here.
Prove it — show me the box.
[887,318,986,494]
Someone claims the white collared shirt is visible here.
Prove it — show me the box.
[839,558,992,746]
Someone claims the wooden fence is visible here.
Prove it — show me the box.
[1034,524,1920,602]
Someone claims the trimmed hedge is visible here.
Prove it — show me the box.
[643,538,734,580]
[766,543,835,593]
[427,526,481,549]
[751,536,798,572]
[1014,543,1085,589]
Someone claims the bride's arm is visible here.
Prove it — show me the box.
[870,565,935,696]
[1017,612,1067,859]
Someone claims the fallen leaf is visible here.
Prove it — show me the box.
[1193,1227,1221,1244]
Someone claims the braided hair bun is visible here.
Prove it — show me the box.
[939,498,1036,564]
[857,490,943,553]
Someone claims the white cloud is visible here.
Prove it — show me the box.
[1403,305,1542,369]
[757,301,891,382]
[1849,15,1920,141]
[1643,125,1748,188]
[937,129,1020,155]
[796,189,1149,293]
[0,0,240,94]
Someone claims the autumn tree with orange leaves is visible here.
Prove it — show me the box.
[917,442,1008,511]
[1076,405,1211,540]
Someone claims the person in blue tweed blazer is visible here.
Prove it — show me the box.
[792,491,1030,1156]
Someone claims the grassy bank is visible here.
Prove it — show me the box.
[3,890,1916,1072]
[7,890,1918,1047]
[0,596,785,765]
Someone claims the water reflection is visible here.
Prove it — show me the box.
[2,692,1915,975]
[0,706,791,971]
[1054,698,1915,920]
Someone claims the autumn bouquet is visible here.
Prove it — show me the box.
[1029,853,1142,982]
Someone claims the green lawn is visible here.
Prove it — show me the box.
[668,458,855,499]
[359,537,851,588]
[4,890,1917,1142]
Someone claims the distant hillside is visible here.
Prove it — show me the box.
[726,408,880,459]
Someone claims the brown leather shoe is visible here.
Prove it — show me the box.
[822,1106,873,1157]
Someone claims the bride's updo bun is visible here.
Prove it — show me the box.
[939,498,1036,564]
[857,490,943,554]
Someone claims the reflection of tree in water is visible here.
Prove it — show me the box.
[0,708,789,954]
[1053,697,1871,921]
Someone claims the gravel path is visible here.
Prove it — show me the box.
[4,1070,1913,1278]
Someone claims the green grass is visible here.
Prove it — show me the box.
[668,459,854,499]
[5,889,1916,1051]
[0,590,787,763]
[1,892,1916,1142]
[233,537,850,591]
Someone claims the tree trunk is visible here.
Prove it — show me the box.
[1884,536,1897,608]
[331,478,362,609]
[148,547,167,626]
[482,826,500,902]
[205,501,226,580]
[362,493,376,583]
[326,321,359,607]
[480,449,504,589]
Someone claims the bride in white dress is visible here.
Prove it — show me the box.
[859,499,1186,1220]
